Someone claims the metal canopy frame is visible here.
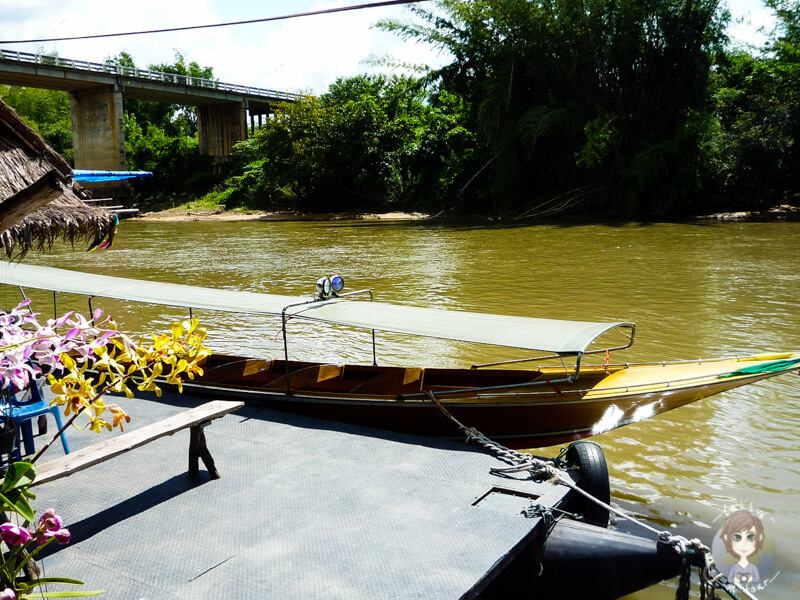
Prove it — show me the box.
[280,289,376,394]
[276,292,636,396]
[471,325,636,369]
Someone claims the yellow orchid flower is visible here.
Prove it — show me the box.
[60,353,76,371]
[108,404,130,431]
[92,398,107,417]
[41,318,210,449]
[88,418,112,433]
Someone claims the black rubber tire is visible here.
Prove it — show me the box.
[566,441,610,528]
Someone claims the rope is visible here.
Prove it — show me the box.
[520,502,560,577]
[422,390,760,600]
[423,391,557,478]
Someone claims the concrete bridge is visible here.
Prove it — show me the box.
[0,49,301,183]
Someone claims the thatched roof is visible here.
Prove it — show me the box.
[0,98,113,257]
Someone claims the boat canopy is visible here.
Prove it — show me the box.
[0,263,633,355]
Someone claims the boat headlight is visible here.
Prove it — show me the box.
[331,275,344,294]
[316,277,332,299]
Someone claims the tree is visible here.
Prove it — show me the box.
[105,50,215,138]
[701,0,800,205]
[380,0,728,217]
[209,74,477,213]
[765,0,800,191]
[0,86,73,163]
[147,51,215,137]
[103,51,220,198]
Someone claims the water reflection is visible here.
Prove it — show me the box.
[8,218,800,598]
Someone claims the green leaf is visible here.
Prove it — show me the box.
[2,462,37,492]
[0,489,35,522]
[25,577,86,586]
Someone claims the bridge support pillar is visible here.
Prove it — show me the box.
[198,102,246,171]
[69,85,128,198]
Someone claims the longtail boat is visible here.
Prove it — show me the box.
[187,351,800,448]
[3,263,799,448]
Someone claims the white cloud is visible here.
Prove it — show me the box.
[725,0,777,49]
[0,0,449,95]
[5,1,770,97]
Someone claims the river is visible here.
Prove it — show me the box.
[6,218,800,598]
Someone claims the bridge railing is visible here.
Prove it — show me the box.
[0,48,302,102]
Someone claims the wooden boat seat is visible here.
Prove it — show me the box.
[200,359,273,384]
[349,367,424,396]
[263,364,344,391]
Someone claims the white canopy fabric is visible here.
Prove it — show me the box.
[0,263,633,354]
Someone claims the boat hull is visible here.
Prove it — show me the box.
[167,354,799,449]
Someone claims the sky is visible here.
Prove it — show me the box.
[0,0,780,96]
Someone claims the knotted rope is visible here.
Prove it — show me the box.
[422,390,760,600]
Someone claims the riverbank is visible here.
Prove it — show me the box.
[134,208,431,222]
[134,203,800,223]
[695,203,800,221]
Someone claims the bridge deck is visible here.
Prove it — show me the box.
[0,48,300,109]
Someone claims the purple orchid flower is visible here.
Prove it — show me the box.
[0,523,32,546]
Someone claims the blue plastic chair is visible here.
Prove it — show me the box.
[1,373,70,461]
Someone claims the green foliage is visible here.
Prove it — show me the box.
[0,85,74,163]
[4,3,800,217]
[700,2,800,206]
[210,74,478,213]
[103,51,220,199]
[105,51,214,138]
[577,117,619,170]
[124,112,218,197]
[0,464,103,597]
[380,0,727,217]
[0,462,37,522]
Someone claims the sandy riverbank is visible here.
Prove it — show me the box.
[132,202,800,223]
[134,209,431,222]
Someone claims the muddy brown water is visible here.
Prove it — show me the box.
[5,218,799,597]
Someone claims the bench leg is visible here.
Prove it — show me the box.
[189,422,220,479]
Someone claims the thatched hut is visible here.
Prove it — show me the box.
[0,98,113,257]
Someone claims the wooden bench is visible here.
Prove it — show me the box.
[31,400,244,487]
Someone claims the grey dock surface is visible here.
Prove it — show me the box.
[30,392,571,599]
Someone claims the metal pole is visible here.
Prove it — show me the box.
[572,352,583,382]
[278,288,375,392]
[281,309,292,394]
